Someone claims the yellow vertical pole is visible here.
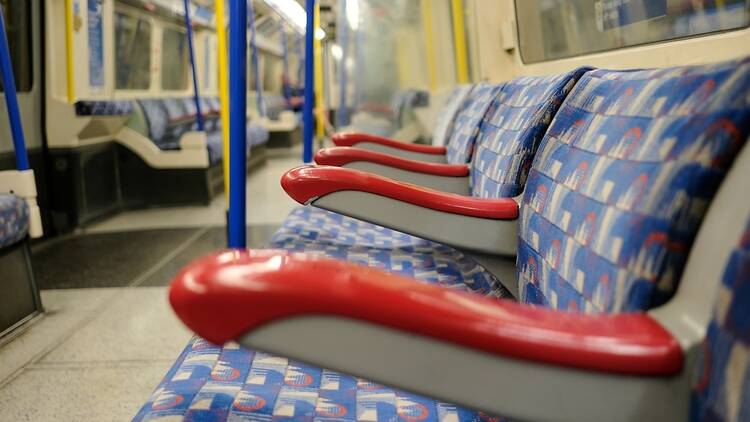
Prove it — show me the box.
[216,0,231,203]
[314,2,325,138]
[421,0,437,91]
[64,0,75,102]
[449,0,469,83]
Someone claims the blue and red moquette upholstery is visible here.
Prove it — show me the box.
[691,215,750,421]
[0,194,29,249]
[272,68,591,255]
[134,58,750,421]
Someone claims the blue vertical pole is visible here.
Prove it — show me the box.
[228,0,247,248]
[302,0,315,163]
[248,2,265,117]
[183,0,204,131]
[0,6,28,170]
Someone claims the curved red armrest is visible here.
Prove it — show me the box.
[315,147,469,177]
[332,132,447,155]
[170,250,683,376]
[281,165,517,219]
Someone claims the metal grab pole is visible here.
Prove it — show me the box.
[280,23,290,101]
[227,0,248,248]
[302,0,315,163]
[183,0,205,131]
[0,6,28,170]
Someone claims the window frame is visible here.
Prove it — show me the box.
[514,0,750,64]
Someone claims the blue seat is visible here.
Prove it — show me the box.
[274,68,590,253]
[691,215,750,421]
[74,100,133,116]
[138,97,269,165]
[0,194,28,249]
[135,58,750,422]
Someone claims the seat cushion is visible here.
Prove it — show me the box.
[270,208,512,299]
[74,100,133,116]
[0,194,29,248]
[691,216,750,422]
[134,338,503,421]
[470,67,591,198]
[518,58,750,313]
[445,83,503,164]
[431,85,473,147]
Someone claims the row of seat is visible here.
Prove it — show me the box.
[135,97,269,164]
[135,56,750,421]
[75,97,270,165]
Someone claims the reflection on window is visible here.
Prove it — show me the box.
[161,27,188,91]
[516,0,750,63]
[115,11,151,90]
[0,0,32,92]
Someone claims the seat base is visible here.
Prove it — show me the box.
[134,337,501,421]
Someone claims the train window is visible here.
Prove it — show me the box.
[161,27,189,91]
[516,0,750,63]
[263,55,283,93]
[0,0,32,92]
[114,10,152,90]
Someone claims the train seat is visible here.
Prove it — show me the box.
[137,57,750,422]
[339,89,430,139]
[275,68,591,268]
[332,83,499,164]
[73,99,133,117]
[279,58,750,297]
[133,97,268,165]
[0,193,28,249]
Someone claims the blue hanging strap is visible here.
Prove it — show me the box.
[0,6,28,170]
[302,0,315,163]
[280,22,291,101]
[183,0,205,131]
[228,0,248,248]
[248,2,266,118]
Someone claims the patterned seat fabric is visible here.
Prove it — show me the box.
[274,71,590,255]
[444,83,504,164]
[134,338,502,422]
[135,219,510,421]
[74,100,133,116]
[691,216,750,422]
[0,194,29,249]
[518,58,750,313]
[471,67,591,198]
[431,85,473,147]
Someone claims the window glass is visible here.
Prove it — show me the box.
[516,0,750,63]
[114,10,151,90]
[161,27,189,90]
[0,0,32,92]
[263,55,283,94]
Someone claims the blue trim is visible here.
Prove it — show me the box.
[228,0,248,248]
[183,0,205,131]
[302,0,315,163]
[248,2,266,117]
[0,6,28,170]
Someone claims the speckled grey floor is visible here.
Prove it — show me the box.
[31,225,280,289]
[0,153,301,420]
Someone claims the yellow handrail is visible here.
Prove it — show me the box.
[314,3,325,138]
[216,0,230,203]
[64,0,75,102]
[449,0,469,83]
[421,0,437,91]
